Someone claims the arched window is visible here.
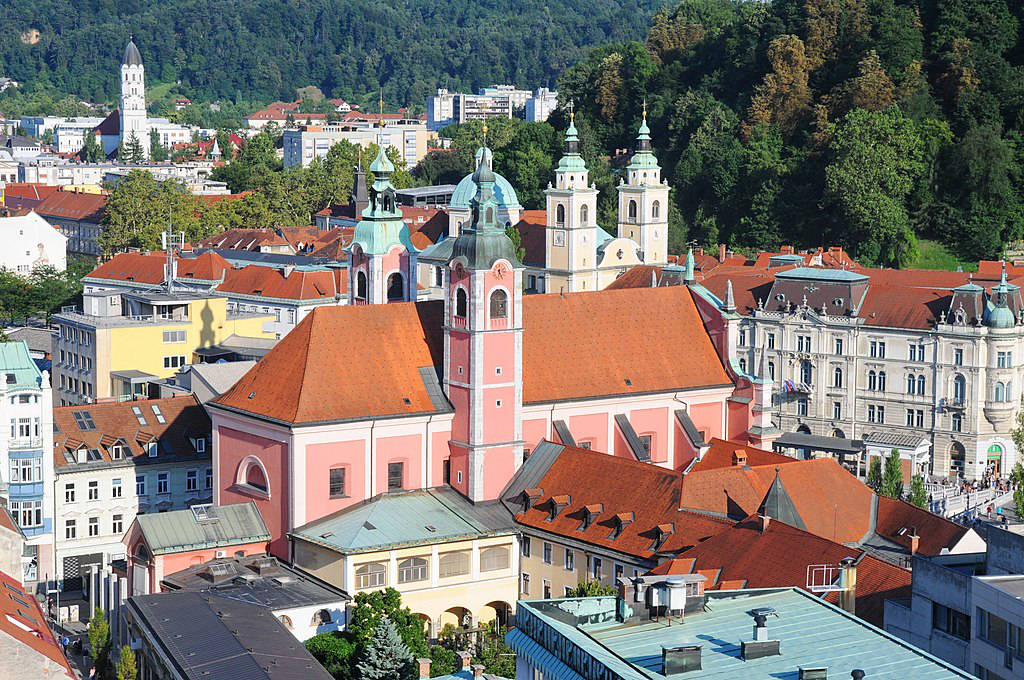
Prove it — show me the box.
[556,204,565,226]
[580,204,588,226]
[455,288,467,318]
[868,370,877,391]
[878,371,887,391]
[356,271,367,300]
[627,200,638,222]
[386,272,404,302]
[953,374,966,402]
[480,546,509,572]
[949,441,966,475]
[652,200,660,219]
[995,382,1005,402]
[245,463,267,492]
[739,358,747,373]
[398,557,429,583]
[833,366,843,388]
[278,615,293,629]
[355,562,387,589]
[800,360,812,385]
[917,375,926,395]
[438,552,470,578]
[907,374,916,395]
[312,609,332,626]
[486,206,495,223]
[490,289,508,319]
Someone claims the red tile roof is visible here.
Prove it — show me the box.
[53,396,210,470]
[87,251,232,285]
[874,496,971,556]
[1,183,61,202]
[198,228,292,252]
[513,445,733,558]
[35,190,107,222]
[218,265,347,301]
[687,438,797,473]
[0,504,22,537]
[215,285,732,424]
[0,569,74,677]
[654,516,911,627]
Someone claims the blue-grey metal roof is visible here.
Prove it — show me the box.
[775,267,869,283]
[510,588,973,679]
[614,414,649,462]
[500,440,565,512]
[122,40,143,67]
[136,502,270,555]
[396,184,458,197]
[291,487,515,554]
[551,420,575,447]
[0,341,43,390]
[127,591,333,680]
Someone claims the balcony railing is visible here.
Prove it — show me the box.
[9,437,42,450]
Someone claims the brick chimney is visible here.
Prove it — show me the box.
[416,658,431,679]
[759,515,771,534]
[719,243,727,262]
[457,651,472,671]
[909,533,919,555]
[781,245,794,254]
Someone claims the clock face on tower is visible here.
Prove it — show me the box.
[494,263,506,279]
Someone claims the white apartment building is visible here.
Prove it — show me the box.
[0,341,55,589]
[427,86,560,129]
[52,118,107,154]
[701,264,1024,480]
[281,120,434,169]
[0,211,68,274]
[525,88,559,122]
[52,396,212,590]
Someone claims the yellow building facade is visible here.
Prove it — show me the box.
[53,289,273,405]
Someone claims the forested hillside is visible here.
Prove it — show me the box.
[0,0,664,109]
[558,0,1024,266]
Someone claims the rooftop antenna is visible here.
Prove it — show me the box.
[161,216,184,295]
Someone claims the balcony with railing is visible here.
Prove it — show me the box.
[9,436,43,450]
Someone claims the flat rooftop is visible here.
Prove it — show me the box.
[981,575,1024,599]
[510,588,972,679]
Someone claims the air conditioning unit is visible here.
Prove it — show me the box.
[215,550,227,559]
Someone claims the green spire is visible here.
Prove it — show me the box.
[627,98,660,171]
[556,100,587,172]
[684,248,695,283]
[349,130,416,256]
[451,142,522,270]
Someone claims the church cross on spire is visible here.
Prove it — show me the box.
[567,99,574,122]
[642,97,647,120]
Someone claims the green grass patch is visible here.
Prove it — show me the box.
[911,239,976,272]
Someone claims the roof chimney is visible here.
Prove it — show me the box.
[417,658,431,680]
[799,667,829,680]
[457,651,472,671]
[851,671,865,680]
[909,533,919,555]
[719,243,726,263]
[732,449,748,467]
[471,664,485,678]
[838,556,857,616]
[759,514,771,534]
[781,245,794,254]
[741,607,781,660]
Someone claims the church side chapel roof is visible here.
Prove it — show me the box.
[213,285,732,425]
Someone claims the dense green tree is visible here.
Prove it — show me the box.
[121,133,145,164]
[907,475,929,508]
[100,171,201,254]
[414,149,473,186]
[149,129,169,162]
[81,131,105,162]
[0,269,33,324]
[427,645,458,677]
[881,449,904,499]
[564,579,618,597]
[87,608,110,679]
[115,646,137,680]
[305,632,357,680]
[347,589,428,660]
[1016,485,1024,521]
[1009,460,1024,489]
[355,616,414,680]
[824,107,926,267]
[867,456,882,491]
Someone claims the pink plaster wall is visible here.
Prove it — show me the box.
[448,443,469,496]
[569,413,609,452]
[483,333,516,385]
[613,425,632,458]
[430,429,452,486]
[629,407,668,463]
[481,384,516,443]
[306,440,367,520]
[217,427,290,558]
[483,444,517,500]
[376,433,423,492]
[522,418,548,452]
[689,402,722,441]
[727,399,749,442]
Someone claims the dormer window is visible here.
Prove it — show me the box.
[579,503,603,531]
[520,487,544,512]
[650,523,674,552]
[609,512,634,540]
[547,495,571,521]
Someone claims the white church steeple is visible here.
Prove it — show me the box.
[120,37,149,159]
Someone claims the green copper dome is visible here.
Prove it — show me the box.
[450,146,522,212]
[556,117,588,172]
[451,151,522,270]
[627,110,661,171]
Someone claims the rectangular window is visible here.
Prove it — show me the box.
[766,333,775,350]
[738,329,747,346]
[833,401,842,420]
[112,514,123,535]
[954,348,964,366]
[65,520,76,539]
[521,537,531,558]
[916,410,924,428]
[906,409,914,427]
[797,398,808,417]
[952,412,963,432]
[542,542,552,564]
[592,557,603,581]
[151,405,165,424]
[980,608,1009,649]
[868,405,876,423]
[205,467,213,489]
[797,335,811,353]
[64,483,75,503]
[834,338,843,356]
[162,330,186,343]
[88,480,99,501]
[136,474,146,496]
[157,472,169,494]
[88,517,99,537]
[329,467,346,498]
[878,405,885,423]
[615,563,624,581]
[521,573,530,596]
[387,462,404,491]
[111,478,122,498]
[163,355,186,369]
[543,580,552,599]
[186,470,198,491]
[10,501,42,528]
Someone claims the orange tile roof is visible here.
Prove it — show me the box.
[655,516,911,627]
[1,183,61,201]
[199,228,292,252]
[0,569,74,676]
[0,504,22,537]
[513,446,733,558]
[218,265,346,301]
[35,190,107,222]
[215,285,732,424]
[687,437,797,473]
[87,251,232,285]
[53,396,210,470]
[874,496,971,556]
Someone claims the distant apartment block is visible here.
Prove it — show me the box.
[427,86,559,129]
[281,120,434,169]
